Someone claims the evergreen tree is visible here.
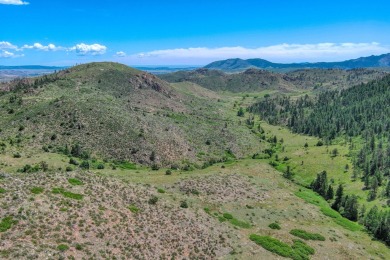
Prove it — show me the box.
[311,171,328,197]
[342,195,358,221]
[283,166,294,180]
[332,184,343,210]
[237,107,245,117]
[326,185,334,200]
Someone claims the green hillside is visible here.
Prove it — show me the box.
[249,75,390,245]
[0,62,260,168]
[0,63,389,259]
[160,67,387,93]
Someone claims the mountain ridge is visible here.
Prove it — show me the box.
[159,67,388,92]
[204,53,390,71]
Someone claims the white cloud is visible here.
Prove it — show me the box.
[70,43,107,56]
[115,51,126,57]
[0,50,24,58]
[0,41,18,50]
[0,0,29,5]
[22,43,63,51]
[134,42,390,64]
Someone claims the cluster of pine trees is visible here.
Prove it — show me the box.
[312,171,389,244]
[250,75,390,245]
[250,75,390,141]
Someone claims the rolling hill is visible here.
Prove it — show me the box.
[160,67,388,92]
[204,53,390,71]
[0,62,260,168]
[0,62,389,259]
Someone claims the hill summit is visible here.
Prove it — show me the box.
[0,62,260,167]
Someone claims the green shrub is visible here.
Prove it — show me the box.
[249,235,296,259]
[68,178,83,186]
[292,240,315,255]
[19,164,40,173]
[269,222,281,230]
[62,191,83,200]
[180,201,188,208]
[290,229,325,241]
[13,152,21,158]
[75,244,83,250]
[30,187,44,194]
[52,187,63,194]
[65,166,73,172]
[249,234,314,260]
[97,163,105,169]
[128,204,140,213]
[218,216,226,222]
[165,169,172,175]
[0,216,17,232]
[52,188,83,200]
[0,188,6,194]
[223,213,233,220]
[230,218,251,229]
[79,161,90,170]
[57,244,69,252]
[148,196,158,205]
[69,158,79,165]
[157,188,165,193]
[117,161,137,170]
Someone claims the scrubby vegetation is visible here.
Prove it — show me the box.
[52,187,84,200]
[0,63,389,258]
[268,222,281,230]
[249,234,315,260]
[0,216,16,232]
[289,229,325,241]
[30,187,44,194]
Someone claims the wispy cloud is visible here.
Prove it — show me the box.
[115,51,126,57]
[0,41,18,50]
[0,0,29,5]
[134,42,390,64]
[0,50,24,58]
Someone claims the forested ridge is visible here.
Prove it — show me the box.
[250,75,390,245]
[250,75,390,140]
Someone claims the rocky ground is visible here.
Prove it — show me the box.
[0,171,236,259]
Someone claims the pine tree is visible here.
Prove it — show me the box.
[311,171,328,197]
[342,195,358,221]
[237,107,245,117]
[332,184,343,210]
[364,206,380,235]
[326,185,334,200]
[283,166,294,180]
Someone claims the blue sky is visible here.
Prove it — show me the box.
[1,0,390,65]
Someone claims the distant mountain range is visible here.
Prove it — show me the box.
[204,53,390,71]
[0,65,64,70]
[159,67,388,93]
